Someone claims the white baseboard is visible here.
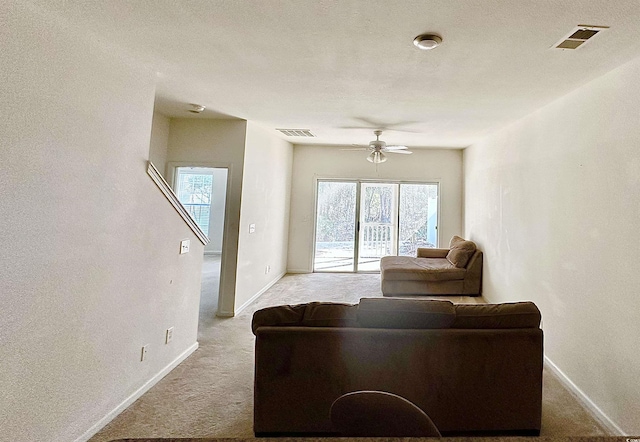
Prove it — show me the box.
[286,268,311,274]
[544,356,625,436]
[75,342,199,442]
[234,272,286,316]
[203,251,221,256]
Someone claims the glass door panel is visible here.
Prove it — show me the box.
[357,183,398,271]
[313,181,357,272]
[398,183,439,256]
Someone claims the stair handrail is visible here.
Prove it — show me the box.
[146,161,210,245]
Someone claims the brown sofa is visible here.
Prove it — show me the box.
[252,298,543,436]
[380,235,483,296]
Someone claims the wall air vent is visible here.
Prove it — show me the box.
[276,128,315,137]
[553,25,609,50]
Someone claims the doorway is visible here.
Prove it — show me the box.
[313,180,438,272]
[174,166,228,320]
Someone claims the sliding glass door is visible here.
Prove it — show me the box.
[314,180,438,272]
[358,183,398,271]
[313,181,358,271]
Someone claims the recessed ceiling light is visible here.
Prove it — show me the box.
[413,34,442,50]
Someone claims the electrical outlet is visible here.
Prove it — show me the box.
[165,327,174,344]
[180,239,190,254]
[265,265,269,274]
[141,345,149,362]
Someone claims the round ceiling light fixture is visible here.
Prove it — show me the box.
[413,33,442,50]
[188,104,206,114]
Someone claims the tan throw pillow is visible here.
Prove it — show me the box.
[449,235,465,248]
[446,236,476,268]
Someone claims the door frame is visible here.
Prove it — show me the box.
[312,177,441,273]
[167,161,232,317]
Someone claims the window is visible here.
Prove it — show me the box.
[176,168,214,235]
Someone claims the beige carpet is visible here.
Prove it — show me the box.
[90,272,609,441]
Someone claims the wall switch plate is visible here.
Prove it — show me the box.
[249,223,256,234]
[165,327,174,344]
[141,345,149,362]
[180,239,190,254]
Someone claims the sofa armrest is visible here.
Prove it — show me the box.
[417,248,449,258]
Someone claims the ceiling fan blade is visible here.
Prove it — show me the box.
[353,118,421,131]
[386,150,413,154]
[341,147,369,151]
[339,125,422,134]
[383,145,408,150]
[341,117,423,133]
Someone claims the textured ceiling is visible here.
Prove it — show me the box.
[34,0,640,147]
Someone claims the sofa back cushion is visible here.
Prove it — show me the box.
[357,298,456,329]
[252,302,358,334]
[301,302,359,327]
[446,236,477,268]
[452,302,541,328]
[251,303,306,334]
[253,300,542,334]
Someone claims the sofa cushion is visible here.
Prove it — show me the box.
[380,256,466,281]
[301,302,359,327]
[416,248,449,258]
[357,298,456,329]
[251,303,306,334]
[452,302,541,329]
[252,302,358,334]
[446,236,477,268]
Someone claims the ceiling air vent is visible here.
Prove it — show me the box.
[277,128,315,137]
[553,25,609,50]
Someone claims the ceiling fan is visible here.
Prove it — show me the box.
[345,130,413,163]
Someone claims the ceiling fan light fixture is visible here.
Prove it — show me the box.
[413,34,442,50]
[367,151,387,164]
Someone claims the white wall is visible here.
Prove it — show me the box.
[166,119,247,316]
[464,55,640,434]
[288,146,463,272]
[235,122,293,311]
[149,112,170,176]
[208,167,228,254]
[0,3,204,441]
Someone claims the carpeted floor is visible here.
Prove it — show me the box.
[90,271,609,441]
[199,254,221,325]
